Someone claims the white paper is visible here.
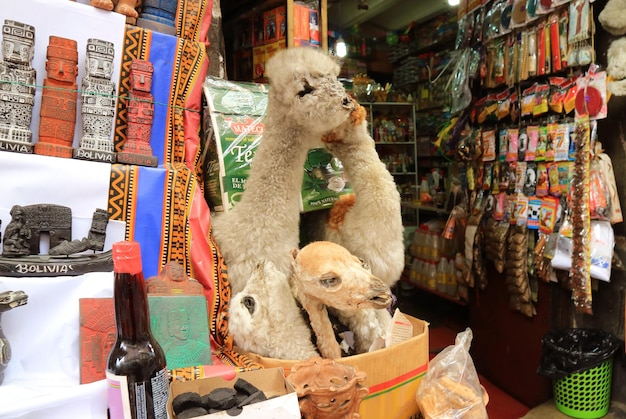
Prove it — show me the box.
[0,272,114,418]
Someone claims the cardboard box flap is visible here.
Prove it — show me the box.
[168,368,300,418]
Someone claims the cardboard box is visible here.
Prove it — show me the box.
[293,3,311,42]
[265,40,286,62]
[309,9,320,44]
[167,368,301,418]
[252,45,266,79]
[252,13,265,46]
[263,6,285,43]
[242,315,429,419]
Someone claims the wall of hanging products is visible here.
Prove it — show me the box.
[440,0,623,317]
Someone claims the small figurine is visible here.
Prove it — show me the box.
[90,0,141,25]
[0,290,28,385]
[34,36,79,159]
[287,357,368,419]
[2,206,31,257]
[74,39,117,164]
[117,59,158,167]
[0,20,37,154]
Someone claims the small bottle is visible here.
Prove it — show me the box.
[106,240,169,419]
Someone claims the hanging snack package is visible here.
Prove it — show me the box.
[416,328,488,419]
[525,125,539,161]
[589,159,610,221]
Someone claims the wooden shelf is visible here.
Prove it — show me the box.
[399,276,467,306]
[402,202,450,215]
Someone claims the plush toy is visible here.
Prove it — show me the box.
[290,241,393,359]
[228,260,320,360]
[607,37,626,96]
[211,47,355,296]
[599,0,626,36]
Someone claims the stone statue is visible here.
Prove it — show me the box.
[74,38,117,164]
[33,36,79,159]
[287,357,368,419]
[2,205,31,257]
[137,0,178,35]
[117,59,157,167]
[0,290,28,385]
[90,0,142,25]
[0,20,37,154]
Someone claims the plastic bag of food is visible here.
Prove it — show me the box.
[416,328,488,418]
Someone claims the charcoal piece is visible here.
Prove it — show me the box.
[202,387,237,410]
[226,405,244,416]
[233,378,262,396]
[172,392,203,414]
[237,390,267,407]
[177,406,209,419]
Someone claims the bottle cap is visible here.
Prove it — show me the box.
[112,240,142,274]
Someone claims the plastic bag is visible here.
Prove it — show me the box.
[416,328,488,419]
[537,328,621,380]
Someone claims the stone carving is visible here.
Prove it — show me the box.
[146,261,204,295]
[0,205,112,276]
[117,59,157,167]
[137,0,178,35]
[287,357,368,419]
[0,290,28,385]
[0,20,37,154]
[73,39,117,164]
[33,36,79,159]
[90,0,141,25]
[79,297,116,384]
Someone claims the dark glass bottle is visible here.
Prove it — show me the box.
[106,240,169,419]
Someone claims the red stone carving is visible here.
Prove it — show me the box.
[34,36,79,159]
[117,59,158,167]
[146,261,204,295]
[79,298,115,384]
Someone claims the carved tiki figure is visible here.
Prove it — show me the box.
[116,59,157,167]
[0,20,37,153]
[74,38,117,163]
[34,36,79,159]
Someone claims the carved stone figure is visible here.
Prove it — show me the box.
[0,290,28,385]
[0,20,37,154]
[146,261,204,295]
[287,357,368,419]
[74,38,117,163]
[117,59,157,167]
[2,205,31,257]
[0,205,113,276]
[34,36,79,159]
[137,0,178,35]
[90,0,142,25]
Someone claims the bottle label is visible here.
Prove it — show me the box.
[106,369,169,419]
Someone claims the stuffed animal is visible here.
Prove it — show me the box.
[211,47,355,296]
[607,37,626,96]
[599,0,626,36]
[228,260,319,360]
[318,101,405,290]
[290,241,393,359]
